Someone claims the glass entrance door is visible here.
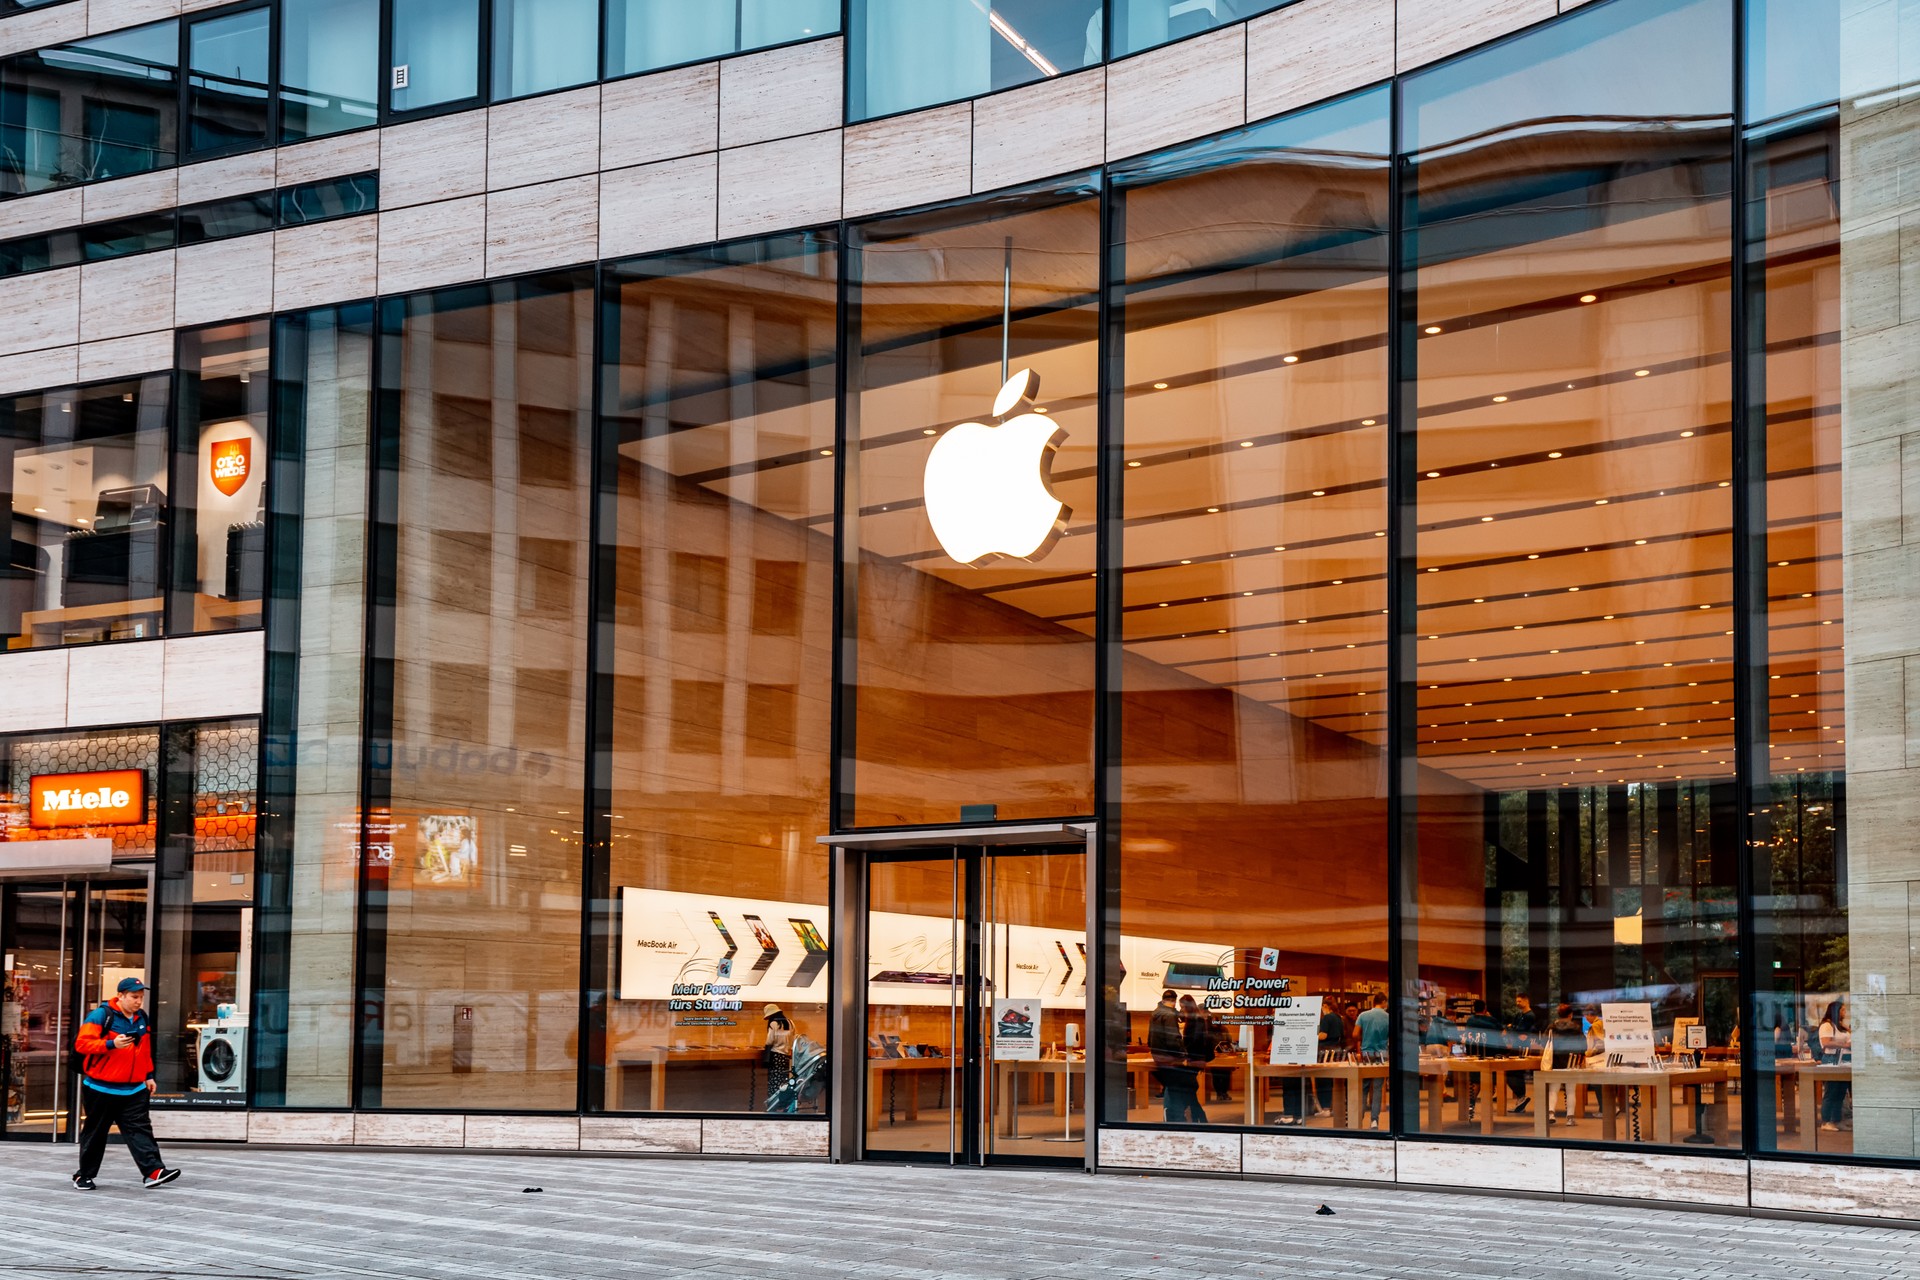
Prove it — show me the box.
[862,845,1085,1165]
[1,880,150,1141]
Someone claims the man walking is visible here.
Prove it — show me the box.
[71,976,179,1190]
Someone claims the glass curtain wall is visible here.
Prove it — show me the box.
[849,0,1101,121]
[2,374,171,649]
[605,0,838,78]
[389,0,482,114]
[493,0,599,101]
[1399,0,1740,1147]
[1110,0,1293,57]
[590,234,838,1115]
[361,273,594,1109]
[1102,89,1393,1133]
[253,303,376,1107]
[186,6,271,156]
[170,321,270,638]
[279,0,379,142]
[0,20,179,194]
[843,184,1101,828]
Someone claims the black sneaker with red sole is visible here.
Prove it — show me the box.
[143,1168,181,1189]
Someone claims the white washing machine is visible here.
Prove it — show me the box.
[195,1015,249,1093]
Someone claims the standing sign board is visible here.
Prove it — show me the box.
[1269,996,1323,1065]
[991,997,1041,1061]
[1601,1002,1656,1065]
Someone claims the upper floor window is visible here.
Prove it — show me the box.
[0,21,178,196]
[389,0,481,114]
[280,0,380,141]
[1109,0,1293,58]
[187,6,270,155]
[849,0,1100,121]
[604,0,838,79]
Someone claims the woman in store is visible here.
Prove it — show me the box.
[1544,1003,1585,1127]
[763,1003,795,1098]
[1817,999,1852,1132]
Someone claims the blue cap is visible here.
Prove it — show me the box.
[117,976,147,993]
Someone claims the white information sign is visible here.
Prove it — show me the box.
[1685,1023,1708,1050]
[991,997,1042,1061]
[1601,1001,1656,1065]
[1269,996,1324,1065]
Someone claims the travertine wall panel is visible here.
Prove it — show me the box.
[601,62,718,170]
[174,232,273,326]
[0,0,85,55]
[80,169,178,223]
[972,70,1105,193]
[489,86,601,190]
[377,196,487,296]
[1107,26,1245,161]
[486,176,599,278]
[177,150,278,206]
[843,102,972,219]
[1248,0,1395,121]
[278,132,382,186]
[274,218,379,313]
[717,130,841,239]
[379,113,488,210]
[76,329,173,383]
[79,250,173,342]
[719,37,843,150]
[599,154,717,261]
[0,268,79,356]
[1397,0,1559,71]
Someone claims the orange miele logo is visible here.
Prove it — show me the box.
[210,438,251,497]
[28,770,146,829]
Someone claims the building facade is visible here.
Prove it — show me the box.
[3,0,1919,1220]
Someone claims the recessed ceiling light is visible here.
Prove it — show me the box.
[1492,395,1508,403]
[1680,430,1694,438]
[1634,369,1650,377]
[1153,382,1168,390]
[1239,440,1253,447]
[819,448,832,456]
[1312,490,1326,496]
[1426,471,1440,478]
[1127,460,1142,467]
[922,428,937,435]
[1579,294,1598,304]
[1361,418,1377,426]
[1283,355,1299,364]
[1424,325,1442,335]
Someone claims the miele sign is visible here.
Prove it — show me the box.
[28,770,147,829]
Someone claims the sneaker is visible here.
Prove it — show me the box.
[1819,1122,1840,1132]
[1512,1097,1531,1114]
[143,1168,182,1189]
[72,1173,96,1191]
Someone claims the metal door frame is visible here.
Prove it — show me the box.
[820,822,1095,1171]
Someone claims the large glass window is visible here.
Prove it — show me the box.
[252,304,376,1108]
[493,0,598,101]
[1110,0,1294,58]
[0,20,179,195]
[849,0,1101,122]
[1102,89,1393,1132]
[187,6,271,156]
[1399,0,1738,1148]
[153,718,259,1101]
[279,0,379,142]
[361,274,593,1109]
[591,233,838,1115]
[844,185,1100,827]
[169,321,270,638]
[605,0,838,78]
[3,375,172,650]
[389,0,481,114]
[0,726,159,859]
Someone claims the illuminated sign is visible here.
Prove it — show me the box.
[28,770,147,828]
[210,437,251,497]
[922,369,1070,565]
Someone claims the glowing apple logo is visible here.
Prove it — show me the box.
[923,369,1071,566]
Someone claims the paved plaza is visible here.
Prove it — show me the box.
[0,1144,1913,1279]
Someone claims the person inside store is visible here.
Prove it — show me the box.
[1149,989,1201,1123]
[1462,1000,1504,1118]
[1817,999,1852,1133]
[1177,995,1217,1120]
[1544,1002,1585,1127]
[763,1003,795,1097]
[1357,994,1389,1130]
[1314,1000,1346,1118]
[70,977,180,1190]
[1506,994,1539,1115]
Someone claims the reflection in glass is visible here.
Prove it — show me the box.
[1,376,171,648]
[493,0,598,100]
[844,187,1100,826]
[389,0,480,113]
[170,321,270,637]
[253,303,377,1108]
[605,0,838,78]
[362,274,593,1108]
[187,7,271,154]
[1401,0,1739,1148]
[849,0,1101,121]
[280,0,379,142]
[1103,88,1393,1132]
[0,21,180,194]
[1110,0,1293,57]
[592,235,837,1114]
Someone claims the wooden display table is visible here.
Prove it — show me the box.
[994,1056,1086,1136]
[1771,1061,1851,1147]
[1531,1064,1733,1145]
[610,1045,764,1111]
[1246,1060,1390,1128]
[866,1057,953,1127]
[1416,1056,1539,1135]
[1123,1052,1245,1110]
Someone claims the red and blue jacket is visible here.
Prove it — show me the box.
[74,998,154,1094]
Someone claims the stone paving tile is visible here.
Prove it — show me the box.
[0,1145,1912,1280]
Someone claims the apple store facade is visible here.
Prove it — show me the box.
[4,0,1920,1219]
